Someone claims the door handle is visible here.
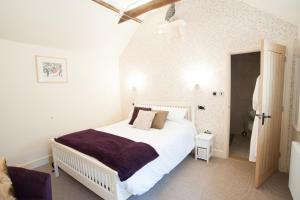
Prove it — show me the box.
[255,113,271,125]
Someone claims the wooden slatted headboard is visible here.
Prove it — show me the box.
[135,102,195,124]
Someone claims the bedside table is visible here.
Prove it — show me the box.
[195,133,214,163]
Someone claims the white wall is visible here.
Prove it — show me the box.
[0,0,138,168]
[293,29,300,142]
[297,28,300,56]
[240,0,300,28]
[119,0,298,171]
[0,39,123,167]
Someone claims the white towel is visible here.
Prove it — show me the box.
[249,76,260,162]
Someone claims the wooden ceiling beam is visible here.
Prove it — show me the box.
[91,0,142,24]
[118,0,181,24]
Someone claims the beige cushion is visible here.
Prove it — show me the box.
[133,110,156,130]
[151,110,169,129]
[0,157,15,200]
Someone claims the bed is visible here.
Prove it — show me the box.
[51,103,196,200]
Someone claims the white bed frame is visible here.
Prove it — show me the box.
[51,103,194,200]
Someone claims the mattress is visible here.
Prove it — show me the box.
[96,119,196,195]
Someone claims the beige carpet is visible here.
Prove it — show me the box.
[36,156,292,200]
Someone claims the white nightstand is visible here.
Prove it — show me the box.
[195,133,214,163]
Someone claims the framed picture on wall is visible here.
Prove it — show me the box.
[36,56,68,83]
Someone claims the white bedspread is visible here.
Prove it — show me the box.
[96,119,196,195]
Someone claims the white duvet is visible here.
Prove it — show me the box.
[96,119,196,195]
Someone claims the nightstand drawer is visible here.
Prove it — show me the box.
[197,147,207,160]
[196,139,209,148]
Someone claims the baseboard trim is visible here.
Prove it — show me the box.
[18,155,52,169]
[213,149,227,159]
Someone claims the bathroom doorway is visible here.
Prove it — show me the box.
[229,52,260,160]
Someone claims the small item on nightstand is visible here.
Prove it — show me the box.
[198,105,205,110]
[195,133,214,163]
[204,130,212,134]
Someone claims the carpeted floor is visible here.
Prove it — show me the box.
[36,156,292,200]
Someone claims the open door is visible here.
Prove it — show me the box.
[255,40,286,187]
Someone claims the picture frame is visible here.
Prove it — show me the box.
[36,56,68,83]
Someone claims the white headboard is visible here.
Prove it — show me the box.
[135,102,195,124]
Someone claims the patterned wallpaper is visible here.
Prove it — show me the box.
[119,0,298,171]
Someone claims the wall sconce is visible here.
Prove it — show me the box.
[128,72,145,106]
[184,66,214,90]
[127,72,145,91]
[131,86,137,92]
[184,70,201,90]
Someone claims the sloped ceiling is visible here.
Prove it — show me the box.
[241,0,300,27]
[0,0,138,53]
[107,0,300,27]
[0,0,299,53]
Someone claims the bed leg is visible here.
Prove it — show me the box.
[53,160,59,177]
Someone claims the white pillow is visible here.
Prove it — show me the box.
[150,106,187,122]
[133,110,156,130]
[167,108,187,121]
[134,105,187,122]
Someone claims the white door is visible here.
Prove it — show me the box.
[255,40,286,187]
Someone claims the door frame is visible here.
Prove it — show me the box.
[224,40,294,173]
[225,48,261,159]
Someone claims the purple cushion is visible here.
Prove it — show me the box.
[8,167,52,200]
[129,107,152,125]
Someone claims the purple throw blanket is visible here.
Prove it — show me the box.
[55,129,159,181]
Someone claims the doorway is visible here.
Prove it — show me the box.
[229,52,260,160]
